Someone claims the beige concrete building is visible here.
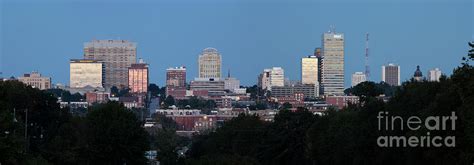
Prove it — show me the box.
[351,72,367,87]
[18,71,51,90]
[258,69,271,90]
[258,67,284,91]
[270,67,285,88]
[301,55,319,85]
[70,59,104,88]
[198,47,221,79]
[83,40,137,89]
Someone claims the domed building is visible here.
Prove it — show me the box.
[413,65,423,81]
[198,47,221,79]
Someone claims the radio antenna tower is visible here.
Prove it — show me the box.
[365,33,370,80]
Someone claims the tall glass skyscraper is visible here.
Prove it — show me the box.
[198,47,221,79]
[321,28,345,96]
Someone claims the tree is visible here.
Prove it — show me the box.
[258,109,317,165]
[148,114,191,164]
[187,114,266,162]
[0,80,70,164]
[110,86,119,97]
[148,83,160,97]
[281,102,292,110]
[344,81,398,97]
[84,102,149,164]
[163,95,176,108]
[118,87,131,97]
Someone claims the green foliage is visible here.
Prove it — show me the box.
[0,81,70,164]
[188,115,266,160]
[84,102,150,164]
[110,86,119,97]
[185,154,260,165]
[175,96,216,112]
[281,102,292,110]
[46,88,84,102]
[0,83,150,164]
[163,95,176,108]
[245,85,264,100]
[149,114,190,165]
[110,86,131,97]
[148,83,160,97]
[258,109,317,165]
[345,81,398,97]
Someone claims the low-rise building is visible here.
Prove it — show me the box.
[271,83,318,98]
[118,96,145,109]
[85,91,110,105]
[18,71,51,90]
[190,78,225,96]
[325,96,359,109]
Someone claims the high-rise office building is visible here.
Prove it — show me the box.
[382,63,400,86]
[166,66,187,99]
[84,40,137,90]
[413,65,423,82]
[258,67,284,91]
[70,59,104,88]
[428,68,442,82]
[198,47,221,79]
[128,59,149,93]
[258,69,271,90]
[321,28,345,96]
[269,67,284,90]
[18,71,51,90]
[351,72,367,87]
[302,55,319,85]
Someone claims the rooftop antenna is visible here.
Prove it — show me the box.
[365,33,370,81]
[227,69,231,78]
[329,25,336,33]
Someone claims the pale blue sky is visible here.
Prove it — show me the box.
[1,0,472,87]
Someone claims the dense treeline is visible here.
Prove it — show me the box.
[0,81,149,164]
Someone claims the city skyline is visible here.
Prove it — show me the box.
[1,0,472,87]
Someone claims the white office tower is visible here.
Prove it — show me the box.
[321,27,345,96]
[428,68,442,82]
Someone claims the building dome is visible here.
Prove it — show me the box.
[414,65,423,77]
[202,47,219,54]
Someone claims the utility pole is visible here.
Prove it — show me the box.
[24,108,28,152]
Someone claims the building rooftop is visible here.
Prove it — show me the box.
[84,40,137,48]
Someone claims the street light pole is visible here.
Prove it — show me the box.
[24,108,28,152]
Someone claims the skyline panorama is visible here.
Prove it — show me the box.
[1,0,472,87]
